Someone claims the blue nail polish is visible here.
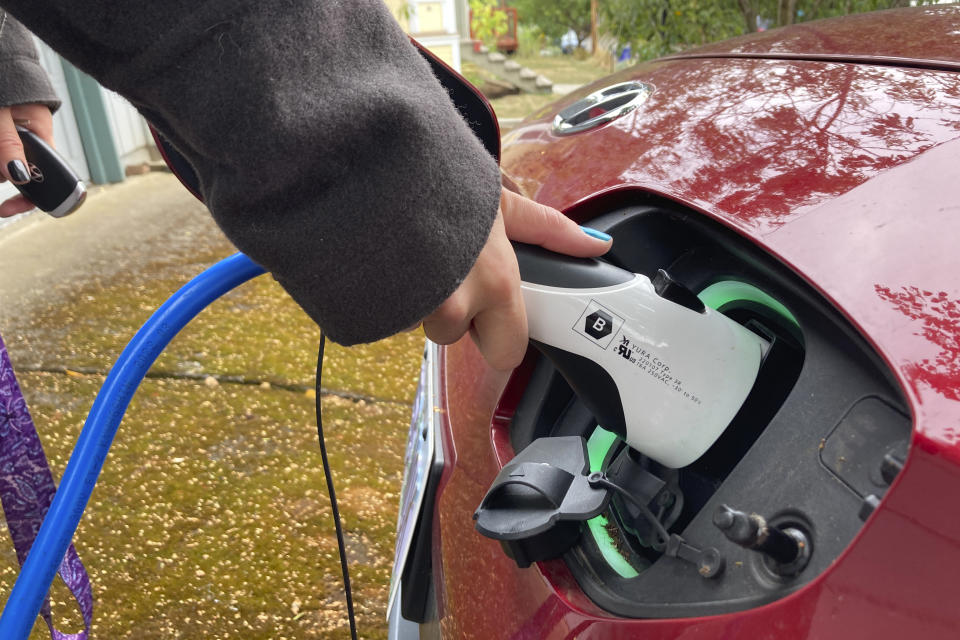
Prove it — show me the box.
[580,226,612,242]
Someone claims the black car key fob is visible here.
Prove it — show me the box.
[14,125,86,218]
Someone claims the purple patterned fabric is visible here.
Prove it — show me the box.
[0,333,92,639]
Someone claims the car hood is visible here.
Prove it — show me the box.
[500,51,960,462]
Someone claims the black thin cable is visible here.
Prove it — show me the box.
[316,335,358,640]
[588,472,671,547]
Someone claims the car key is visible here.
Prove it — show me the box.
[12,125,86,218]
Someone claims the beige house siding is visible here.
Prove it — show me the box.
[383,0,463,72]
[383,0,411,31]
[416,2,446,32]
[424,44,454,67]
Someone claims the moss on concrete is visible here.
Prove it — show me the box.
[2,250,423,639]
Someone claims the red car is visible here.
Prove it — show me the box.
[389,6,960,639]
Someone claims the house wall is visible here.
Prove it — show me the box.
[35,39,89,182]
[384,0,412,31]
[102,89,155,168]
[385,0,464,72]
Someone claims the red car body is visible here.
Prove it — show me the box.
[395,7,960,639]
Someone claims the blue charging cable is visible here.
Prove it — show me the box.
[0,253,265,638]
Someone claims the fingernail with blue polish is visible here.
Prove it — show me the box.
[580,226,612,242]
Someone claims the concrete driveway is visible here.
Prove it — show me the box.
[0,172,231,331]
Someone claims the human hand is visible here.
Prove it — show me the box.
[0,104,55,217]
[421,188,613,370]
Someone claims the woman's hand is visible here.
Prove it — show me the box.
[0,103,54,217]
[422,188,613,370]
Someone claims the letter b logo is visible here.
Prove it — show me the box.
[585,310,613,340]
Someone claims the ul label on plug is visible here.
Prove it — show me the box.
[573,300,624,350]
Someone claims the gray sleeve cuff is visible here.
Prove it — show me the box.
[0,13,60,110]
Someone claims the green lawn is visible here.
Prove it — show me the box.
[512,52,615,86]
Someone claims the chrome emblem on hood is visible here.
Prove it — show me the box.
[552,81,653,135]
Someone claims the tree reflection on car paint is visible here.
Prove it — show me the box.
[502,61,960,233]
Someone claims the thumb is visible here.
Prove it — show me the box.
[499,188,611,257]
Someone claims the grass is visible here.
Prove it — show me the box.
[487,92,560,121]
[511,51,615,86]
[2,243,423,639]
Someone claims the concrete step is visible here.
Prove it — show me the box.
[461,42,553,94]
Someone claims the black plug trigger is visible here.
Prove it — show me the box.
[653,269,706,313]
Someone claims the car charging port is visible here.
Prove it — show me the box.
[587,472,725,579]
[605,447,683,549]
[500,202,911,618]
[713,505,812,577]
[686,290,805,487]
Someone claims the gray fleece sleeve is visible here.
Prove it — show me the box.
[2,0,501,345]
[0,12,60,110]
